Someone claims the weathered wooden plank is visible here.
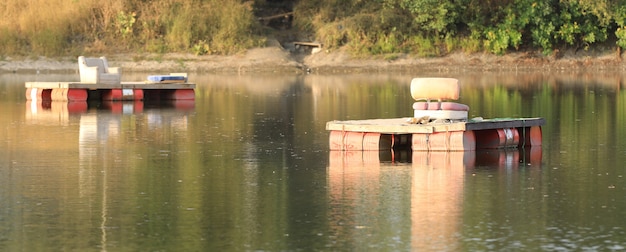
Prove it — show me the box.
[118,82,196,89]
[326,117,545,134]
[430,123,468,132]
[25,82,82,89]
[326,118,436,134]
[465,118,545,131]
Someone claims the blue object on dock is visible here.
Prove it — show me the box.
[147,75,186,82]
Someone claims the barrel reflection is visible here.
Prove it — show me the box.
[327,148,542,250]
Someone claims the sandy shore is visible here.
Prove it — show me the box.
[1,45,626,75]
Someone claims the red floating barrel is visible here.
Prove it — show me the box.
[449,131,476,151]
[329,131,346,150]
[102,89,144,101]
[412,131,475,151]
[475,128,519,149]
[412,133,429,151]
[343,132,365,151]
[362,133,394,150]
[49,88,87,101]
[363,132,382,150]
[50,89,63,100]
[25,88,52,101]
[67,89,88,101]
[104,89,123,101]
[133,89,144,101]
[170,89,195,100]
[428,132,451,151]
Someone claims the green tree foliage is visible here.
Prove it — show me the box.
[395,0,459,35]
[1,0,626,56]
[297,0,626,56]
[557,0,608,49]
[613,0,626,49]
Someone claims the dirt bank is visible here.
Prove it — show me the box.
[1,45,625,75]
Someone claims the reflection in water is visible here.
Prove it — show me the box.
[78,113,110,250]
[22,99,194,251]
[327,151,408,250]
[26,101,87,125]
[327,149,541,251]
[411,151,468,251]
[5,73,626,250]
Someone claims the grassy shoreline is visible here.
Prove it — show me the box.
[1,45,625,75]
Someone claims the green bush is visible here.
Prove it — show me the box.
[0,28,23,55]
[613,2,626,49]
[2,0,626,57]
[409,35,438,57]
[116,11,136,39]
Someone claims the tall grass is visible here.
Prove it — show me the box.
[0,0,265,56]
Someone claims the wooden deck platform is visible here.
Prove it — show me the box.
[326,117,545,151]
[25,81,196,101]
[327,117,545,133]
[25,82,195,90]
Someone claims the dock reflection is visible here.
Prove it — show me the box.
[327,148,542,250]
[23,99,194,251]
[25,100,193,124]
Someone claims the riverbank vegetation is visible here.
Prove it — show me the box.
[1,0,626,58]
[301,0,626,56]
[0,0,266,56]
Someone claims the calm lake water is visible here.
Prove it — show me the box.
[1,72,626,251]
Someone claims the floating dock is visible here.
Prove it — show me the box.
[326,117,544,151]
[25,82,195,102]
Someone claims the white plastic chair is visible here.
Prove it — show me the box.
[78,56,121,84]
